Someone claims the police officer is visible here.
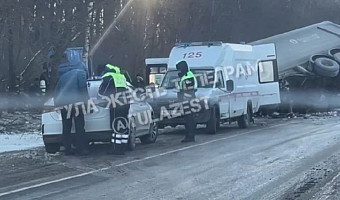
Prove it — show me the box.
[98,64,130,155]
[176,61,198,143]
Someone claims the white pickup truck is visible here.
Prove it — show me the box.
[150,41,281,134]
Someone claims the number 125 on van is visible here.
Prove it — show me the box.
[183,52,203,59]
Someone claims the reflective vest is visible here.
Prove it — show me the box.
[179,71,198,90]
[106,64,121,74]
[102,72,128,88]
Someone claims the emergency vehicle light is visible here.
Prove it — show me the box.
[175,41,223,48]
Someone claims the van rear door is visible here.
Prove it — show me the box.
[254,44,281,106]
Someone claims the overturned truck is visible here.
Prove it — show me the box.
[250,21,340,112]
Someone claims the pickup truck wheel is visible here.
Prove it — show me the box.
[238,106,251,129]
[206,107,219,134]
[313,57,339,77]
[140,122,158,144]
[45,143,60,154]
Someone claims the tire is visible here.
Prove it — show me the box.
[329,49,340,63]
[206,107,219,134]
[238,106,251,129]
[140,122,158,144]
[334,52,340,63]
[312,57,339,77]
[45,143,60,154]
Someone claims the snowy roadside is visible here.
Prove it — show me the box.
[0,133,44,153]
[0,111,43,153]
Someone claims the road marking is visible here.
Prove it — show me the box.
[0,167,111,197]
[0,122,308,197]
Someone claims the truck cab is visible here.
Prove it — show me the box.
[151,41,280,134]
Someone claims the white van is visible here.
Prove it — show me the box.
[151,41,280,134]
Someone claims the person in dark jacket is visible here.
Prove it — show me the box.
[98,64,130,155]
[133,74,146,89]
[176,61,198,143]
[54,48,89,156]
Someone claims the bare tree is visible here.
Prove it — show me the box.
[1,0,340,92]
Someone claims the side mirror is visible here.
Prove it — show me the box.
[226,80,234,92]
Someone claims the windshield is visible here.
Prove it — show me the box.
[161,69,215,89]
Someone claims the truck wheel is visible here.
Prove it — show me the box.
[334,52,340,63]
[206,107,219,134]
[140,122,158,144]
[238,106,251,129]
[45,143,60,154]
[313,57,339,77]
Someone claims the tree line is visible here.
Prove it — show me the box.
[1,0,340,93]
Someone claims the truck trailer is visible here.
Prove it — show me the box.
[250,21,340,111]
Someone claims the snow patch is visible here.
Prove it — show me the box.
[0,133,44,153]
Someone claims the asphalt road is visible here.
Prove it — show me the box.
[1,116,340,200]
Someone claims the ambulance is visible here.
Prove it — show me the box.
[151,41,280,134]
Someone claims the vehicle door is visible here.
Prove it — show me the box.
[214,68,230,119]
[84,80,111,133]
[257,60,280,106]
[129,87,151,136]
[253,43,280,106]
